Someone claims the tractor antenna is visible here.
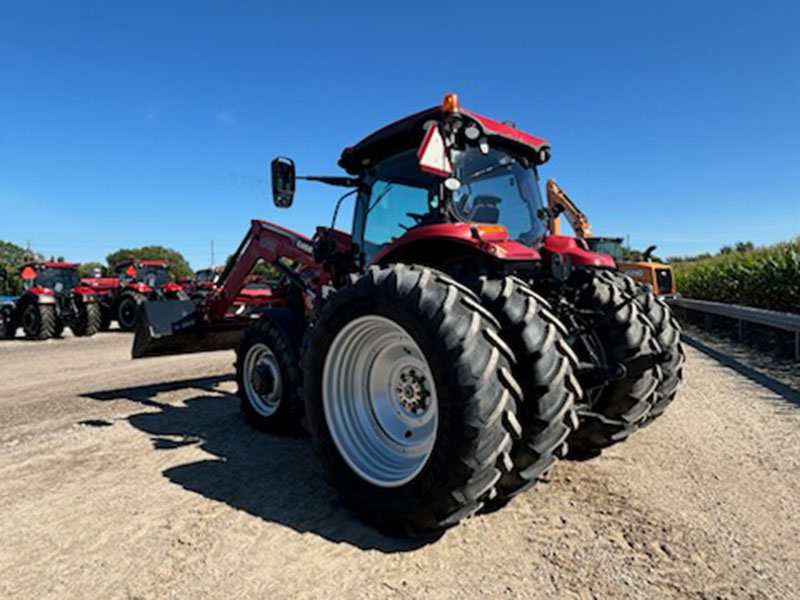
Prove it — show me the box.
[210,240,215,269]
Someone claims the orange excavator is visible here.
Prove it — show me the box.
[546,180,677,295]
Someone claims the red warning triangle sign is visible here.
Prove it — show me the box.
[417,123,453,177]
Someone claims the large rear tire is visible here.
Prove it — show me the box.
[555,269,660,456]
[236,316,302,432]
[304,264,521,537]
[473,276,580,504]
[604,272,685,425]
[22,303,57,340]
[117,292,146,331]
[72,303,102,337]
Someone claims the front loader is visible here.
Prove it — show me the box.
[133,94,683,536]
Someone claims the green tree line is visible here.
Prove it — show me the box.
[0,240,194,294]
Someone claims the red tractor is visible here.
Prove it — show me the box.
[84,259,188,331]
[183,267,223,300]
[1,262,102,339]
[134,95,683,537]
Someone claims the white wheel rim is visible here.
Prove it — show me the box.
[323,315,438,488]
[243,343,282,417]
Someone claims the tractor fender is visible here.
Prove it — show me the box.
[24,288,56,305]
[542,235,616,270]
[373,223,541,269]
[163,282,183,293]
[253,306,306,353]
[126,282,152,294]
[72,288,99,303]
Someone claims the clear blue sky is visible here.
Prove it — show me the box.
[1,1,798,268]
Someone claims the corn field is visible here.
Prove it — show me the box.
[675,239,800,314]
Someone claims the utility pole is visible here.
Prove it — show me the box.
[210,240,215,269]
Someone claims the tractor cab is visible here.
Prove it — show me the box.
[115,260,170,290]
[195,267,223,288]
[21,262,81,294]
[337,94,552,265]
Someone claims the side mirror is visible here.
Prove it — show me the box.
[271,157,296,208]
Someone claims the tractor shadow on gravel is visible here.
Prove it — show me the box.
[82,375,428,553]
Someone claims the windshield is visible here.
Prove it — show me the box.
[450,147,546,246]
[35,267,80,292]
[138,266,168,287]
[355,149,440,263]
[586,238,624,261]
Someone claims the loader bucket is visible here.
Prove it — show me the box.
[132,300,246,358]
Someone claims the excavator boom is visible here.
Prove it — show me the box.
[546,179,593,238]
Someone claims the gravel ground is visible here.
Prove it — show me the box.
[0,330,798,599]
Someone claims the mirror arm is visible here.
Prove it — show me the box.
[298,175,360,188]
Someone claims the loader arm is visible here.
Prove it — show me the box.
[132,220,322,358]
[207,220,321,321]
[546,179,593,238]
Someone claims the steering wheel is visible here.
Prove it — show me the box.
[466,194,503,221]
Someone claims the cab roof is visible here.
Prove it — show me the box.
[115,259,169,268]
[339,102,550,175]
[20,262,79,269]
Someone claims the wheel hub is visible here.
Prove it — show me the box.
[243,343,282,417]
[251,361,276,396]
[393,367,430,415]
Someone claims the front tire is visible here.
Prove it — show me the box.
[236,316,302,432]
[0,307,16,339]
[99,304,112,331]
[304,264,521,537]
[117,292,146,331]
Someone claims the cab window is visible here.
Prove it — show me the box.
[362,181,433,256]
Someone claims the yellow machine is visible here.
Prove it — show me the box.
[546,180,677,295]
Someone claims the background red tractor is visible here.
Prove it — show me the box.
[1,262,101,339]
[133,94,683,537]
[183,267,223,300]
[82,259,188,331]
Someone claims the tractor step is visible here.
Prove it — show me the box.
[132,300,246,358]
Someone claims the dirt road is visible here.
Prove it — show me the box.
[1,331,798,599]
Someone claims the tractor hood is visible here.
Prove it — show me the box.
[373,223,541,265]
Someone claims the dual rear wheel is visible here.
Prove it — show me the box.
[235,264,681,536]
[237,264,580,536]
